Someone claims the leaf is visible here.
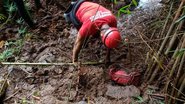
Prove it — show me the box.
[132,0,138,6]
[0,14,6,21]
[169,48,185,57]
[175,14,185,24]
[0,49,14,61]
[136,96,144,103]
[117,4,131,17]
[114,0,117,4]
[175,48,185,57]
[5,3,17,14]
[18,26,27,34]
[0,41,5,48]
[16,18,24,24]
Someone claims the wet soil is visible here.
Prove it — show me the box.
[0,0,164,104]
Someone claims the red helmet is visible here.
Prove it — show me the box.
[101,27,121,48]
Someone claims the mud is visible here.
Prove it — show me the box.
[0,0,164,103]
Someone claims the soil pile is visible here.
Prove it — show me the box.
[0,0,164,103]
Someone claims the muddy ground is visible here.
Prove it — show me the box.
[0,0,165,104]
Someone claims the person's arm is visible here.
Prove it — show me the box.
[73,32,85,63]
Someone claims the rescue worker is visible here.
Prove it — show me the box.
[64,0,122,64]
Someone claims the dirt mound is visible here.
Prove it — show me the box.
[0,0,161,103]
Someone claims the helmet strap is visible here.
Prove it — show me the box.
[100,24,110,32]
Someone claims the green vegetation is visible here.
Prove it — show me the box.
[117,0,139,17]
[0,0,31,62]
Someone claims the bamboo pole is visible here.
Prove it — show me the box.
[159,1,174,39]
[144,2,175,81]
[177,54,185,97]
[157,33,184,82]
[147,0,185,83]
[166,31,185,104]
[171,38,185,103]
[176,51,185,84]
[153,20,184,83]
[0,61,104,66]
[157,0,184,56]
[169,35,185,78]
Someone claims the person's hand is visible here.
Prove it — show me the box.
[73,60,81,67]
[73,61,78,67]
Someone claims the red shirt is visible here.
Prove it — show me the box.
[76,2,117,37]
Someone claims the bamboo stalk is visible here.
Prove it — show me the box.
[156,18,185,83]
[157,0,184,56]
[169,36,185,78]
[148,0,185,84]
[157,39,182,82]
[166,33,185,104]
[165,10,185,54]
[158,32,185,82]
[160,1,174,39]
[176,51,185,84]
[170,73,185,103]
[177,73,185,97]
[0,61,104,66]
[166,94,185,103]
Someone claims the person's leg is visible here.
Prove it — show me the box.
[105,48,111,66]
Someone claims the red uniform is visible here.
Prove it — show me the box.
[76,2,117,38]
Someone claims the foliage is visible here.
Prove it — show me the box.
[4,2,17,15]
[0,0,30,62]
[175,14,185,24]
[111,0,117,4]
[135,96,144,103]
[16,18,24,24]
[175,48,185,57]
[20,97,34,104]
[0,39,24,61]
[169,48,185,57]
[0,14,6,21]
[0,2,17,29]
[18,26,27,35]
[117,0,139,17]
[0,49,14,61]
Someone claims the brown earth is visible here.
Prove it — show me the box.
[0,0,164,104]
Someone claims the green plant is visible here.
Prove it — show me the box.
[175,14,185,24]
[118,5,131,17]
[16,18,24,24]
[18,26,27,35]
[0,49,14,61]
[169,48,185,57]
[175,48,185,57]
[0,14,6,21]
[0,2,17,29]
[0,39,24,61]
[117,0,138,17]
[20,97,34,104]
[135,96,144,103]
[111,0,117,4]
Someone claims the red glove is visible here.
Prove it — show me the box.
[109,68,141,86]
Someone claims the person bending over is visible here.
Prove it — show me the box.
[64,0,122,64]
